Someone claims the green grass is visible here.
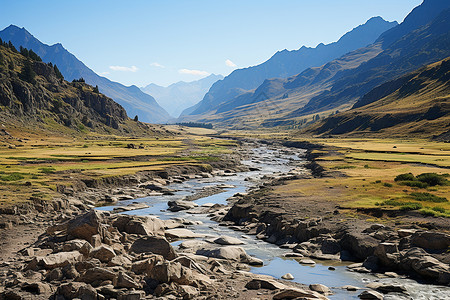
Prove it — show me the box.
[0,173,24,181]
[39,167,56,174]
[410,192,448,203]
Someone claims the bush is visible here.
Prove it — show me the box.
[395,173,416,182]
[0,173,24,181]
[416,173,448,186]
[383,182,393,187]
[432,207,446,213]
[410,192,448,203]
[401,181,428,188]
[39,167,56,174]
[400,203,423,211]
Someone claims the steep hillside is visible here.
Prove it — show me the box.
[0,42,158,136]
[0,25,170,123]
[141,74,223,117]
[307,57,450,138]
[182,17,397,117]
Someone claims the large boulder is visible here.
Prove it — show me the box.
[340,230,379,260]
[27,251,84,270]
[167,200,198,212]
[113,215,165,236]
[196,246,262,265]
[213,235,245,245]
[130,236,176,260]
[90,245,116,262]
[131,255,165,275]
[245,277,286,290]
[77,267,117,284]
[165,228,203,239]
[273,288,326,299]
[150,261,194,285]
[67,210,104,241]
[411,231,450,250]
[400,247,450,284]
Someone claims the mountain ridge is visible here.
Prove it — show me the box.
[0,25,171,124]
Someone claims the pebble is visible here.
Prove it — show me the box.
[281,273,294,280]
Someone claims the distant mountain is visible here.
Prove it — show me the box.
[0,25,170,123]
[308,57,450,138]
[141,74,223,117]
[181,0,450,129]
[182,16,397,117]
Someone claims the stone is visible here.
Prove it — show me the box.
[299,258,316,265]
[245,277,286,290]
[117,290,146,300]
[397,229,416,238]
[281,273,294,280]
[341,230,379,260]
[342,285,360,291]
[78,285,98,300]
[108,255,132,268]
[116,271,141,289]
[150,261,194,285]
[167,200,198,212]
[91,234,102,248]
[273,288,324,299]
[29,251,84,270]
[400,247,450,284]
[309,283,332,295]
[62,264,80,279]
[90,245,116,262]
[410,231,450,250]
[196,246,262,265]
[165,228,203,239]
[366,282,407,294]
[178,285,200,299]
[67,210,104,241]
[62,239,93,255]
[358,290,384,299]
[45,268,63,282]
[213,235,245,245]
[131,255,165,275]
[21,282,53,295]
[78,267,117,284]
[374,242,399,268]
[130,236,176,260]
[113,215,165,236]
[56,282,86,299]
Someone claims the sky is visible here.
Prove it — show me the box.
[0,0,422,87]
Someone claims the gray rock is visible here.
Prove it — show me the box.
[273,287,324,299]
[165,228,203,239]
[116,271,141,289]
[67,210,104,241]
[130,236,176,260]
[358,290,384,299]
[245,278,286,290]
[309,283,332,295]
[411,231,450,250]
[78,267,117,284]
[90,245,116,262]
[213,235,245,245]
[281,273,294,280]
[196,246,262,265]
[167,200,198,212]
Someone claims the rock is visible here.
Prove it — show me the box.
[309,283,332,295]
[281,273,294,280]
[358,290,384,299]
[63,264,80,279]
[167,200,198,212]
[62,239,93,255]
[78,284,98,300]
[299,258,316,265]
[366,282,407,294]
[131,255,164,275]
[21,282,53,295]
[273,287,325,299]
[341,230,379,260]
[130,236,176,260]
[397,229,416,238]
[116,271,141,289]
[178,240,208,252]
[284,252,304,258]
[410,231,450,250]
[196,246,262,265]
[178,285,199,299]
[28,251,84,270]
[78,267,117,284]
[45,268,63,282]
[245,277,286,290]
[56,282,86,299]
[113,203,149,213]
[363,256,380,271]
[165,228,203,239]
[113,215,165,236]
[90,245,116,262]
[117,290,146,300]
[342,285,360,291]
[91,234,102,248]
[213,235,245,245]
[108,255,132,268]
[374,243,399,268]
[67,210,104,241]
[150,261,193,285]
[400,248,450,284]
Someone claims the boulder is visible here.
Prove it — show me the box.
[130,236,176,260]
[150,261,194,285]
[90,245,116,262]
[213,235,245,245]
[411,231,450,250]
[273,288,325,299]
[167,200,198,212]
[28,251,83,270]
[358,290,384,299]
[117,290,146,300]
[116,271,141,289]
[340,230,379,260]
[108,255,132,268]
[56,282,86,299]
[21,282,53,295]
[299,258,316,265]
[165,228,203,239]
[366,282,407,294]
[245,277,286,290]
[131,255,165,275]
[62,239,93,255]
[309,283,332,295]
[195,246,262,265]
[374,242,399,268]
[397,229,416,238]
[113,215,165,236]
[281,273,294,280]
[77,267,117,284]
[400,248,450,284]
[67,210,104,241]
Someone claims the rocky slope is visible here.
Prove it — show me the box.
[0,25,170,124]
[181,17,397,118]
[307,57,450,138]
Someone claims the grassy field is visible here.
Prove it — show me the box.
[0,125,237,207]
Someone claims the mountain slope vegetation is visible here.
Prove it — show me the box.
[0,25,170,124]
[307,57,450,138]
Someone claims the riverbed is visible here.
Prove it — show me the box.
[98,144,450,299]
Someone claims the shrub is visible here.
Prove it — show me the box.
[401,181,428,188]
[383,182,393,187]
[432,207,446,213]
[39,167,56,174]
[395,173,416,182]
[0,173,24,181]
[410,192,448,203]
[417,173,448,186]
[400,203,423,211]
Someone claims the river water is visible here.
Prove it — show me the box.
[97,145,450,300]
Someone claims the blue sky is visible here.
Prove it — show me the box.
[0,0,422,87]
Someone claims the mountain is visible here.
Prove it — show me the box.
[141,74,223,117]
[307,57,450,138]
[181,16,397,117]
[0,42,128,134]
[0,25,170,124]
[181,0,450,129]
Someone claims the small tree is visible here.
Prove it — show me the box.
[93,85,99,93]
[53,64,64,80]
[20,59,36,84]
[134,115,139,122]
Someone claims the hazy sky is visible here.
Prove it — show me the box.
[0,0,422,87]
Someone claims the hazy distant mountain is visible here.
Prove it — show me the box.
[182,16,397,117]
[0,25,170,123]
[141,74,223,117]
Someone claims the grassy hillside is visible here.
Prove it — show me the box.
[308,57,450,139]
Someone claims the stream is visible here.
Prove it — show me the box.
[97,144,450,300]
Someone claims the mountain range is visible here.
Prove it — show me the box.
[0,25,170,124]
[181,16,397,118]
[178,0,450,131]
[141,74,223,118]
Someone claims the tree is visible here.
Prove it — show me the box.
[93,85,99,93]
[53,64,64,80]
[20,59,36,84]
[134,115,139,122]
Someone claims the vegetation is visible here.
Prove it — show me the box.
[175,122,213,129]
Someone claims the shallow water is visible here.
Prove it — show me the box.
[98,145,450,299]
